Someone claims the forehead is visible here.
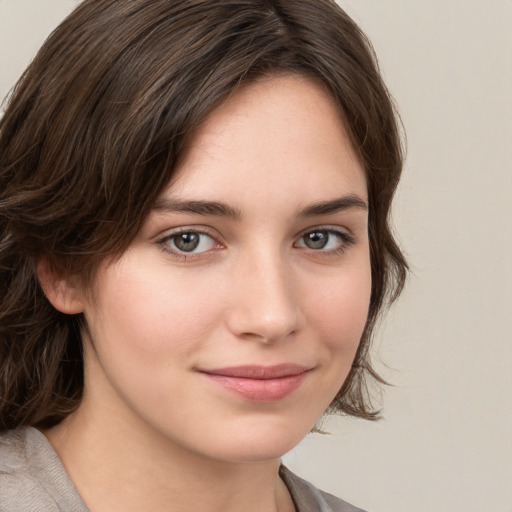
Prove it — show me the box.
[165,74,366,206]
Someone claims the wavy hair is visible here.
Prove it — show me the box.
[0,0,407,430]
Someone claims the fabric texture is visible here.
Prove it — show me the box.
[0,427,88,511]
[279,466,368,512]
[0,427,368,512]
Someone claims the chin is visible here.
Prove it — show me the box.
[195,418,314,464]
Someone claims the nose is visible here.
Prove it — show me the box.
[225,249,303,344]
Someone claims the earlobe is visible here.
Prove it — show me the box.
[36,258,85,314]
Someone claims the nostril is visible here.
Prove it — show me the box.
[226,302,301,344]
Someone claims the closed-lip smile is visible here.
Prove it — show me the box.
[198,364,312,401]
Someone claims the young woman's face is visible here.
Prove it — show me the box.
[78,74,371,462]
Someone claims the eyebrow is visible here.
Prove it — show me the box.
[298,194,368,217]
[152,198,242,218]
[152,194,367,219]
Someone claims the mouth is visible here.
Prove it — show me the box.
[198,364,312,402]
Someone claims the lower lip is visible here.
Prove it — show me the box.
[202,372,308,402]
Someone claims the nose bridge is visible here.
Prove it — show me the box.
[227,243,301,343]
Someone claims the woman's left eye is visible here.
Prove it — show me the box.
[295,229,353,252]
[159,231,217,255]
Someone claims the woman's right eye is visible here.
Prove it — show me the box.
[159,230,217,256]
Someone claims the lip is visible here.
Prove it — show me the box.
[198,364,311,402]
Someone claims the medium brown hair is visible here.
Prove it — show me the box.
[0,0,407,431]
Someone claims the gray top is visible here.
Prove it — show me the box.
[0,427,368,512]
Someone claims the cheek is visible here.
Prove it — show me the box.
[86,261,225,367]
[82,261,230,423]
[301,262,371,354]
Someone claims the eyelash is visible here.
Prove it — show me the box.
[157,228,220,261]
[294,228,356,256]
[157,226,356,261]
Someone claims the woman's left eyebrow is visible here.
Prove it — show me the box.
[298,194,368,217]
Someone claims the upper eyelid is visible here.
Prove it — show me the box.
[156,225,221,241]
[295,224,354,239]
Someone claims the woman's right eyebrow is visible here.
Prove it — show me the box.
[152,198,242,219]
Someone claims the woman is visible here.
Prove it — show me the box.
[0,1,407,510]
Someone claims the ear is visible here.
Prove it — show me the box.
[36,258,85,314]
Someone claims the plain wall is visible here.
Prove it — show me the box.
[1,1,511,511]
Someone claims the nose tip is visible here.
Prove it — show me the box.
[234,309,298,344]
[226,261,302,344]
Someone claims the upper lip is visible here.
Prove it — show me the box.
[199,364,311,380]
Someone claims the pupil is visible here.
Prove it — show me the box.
[306,232,328,249]
[175,233,200,252]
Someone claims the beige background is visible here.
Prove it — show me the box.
[1,1,511,511]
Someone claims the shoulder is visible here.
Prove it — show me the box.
[0,427,88,512]
[280,465,370,512]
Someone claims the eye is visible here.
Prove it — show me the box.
[295,229,354,252]
[160,230,217,255]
